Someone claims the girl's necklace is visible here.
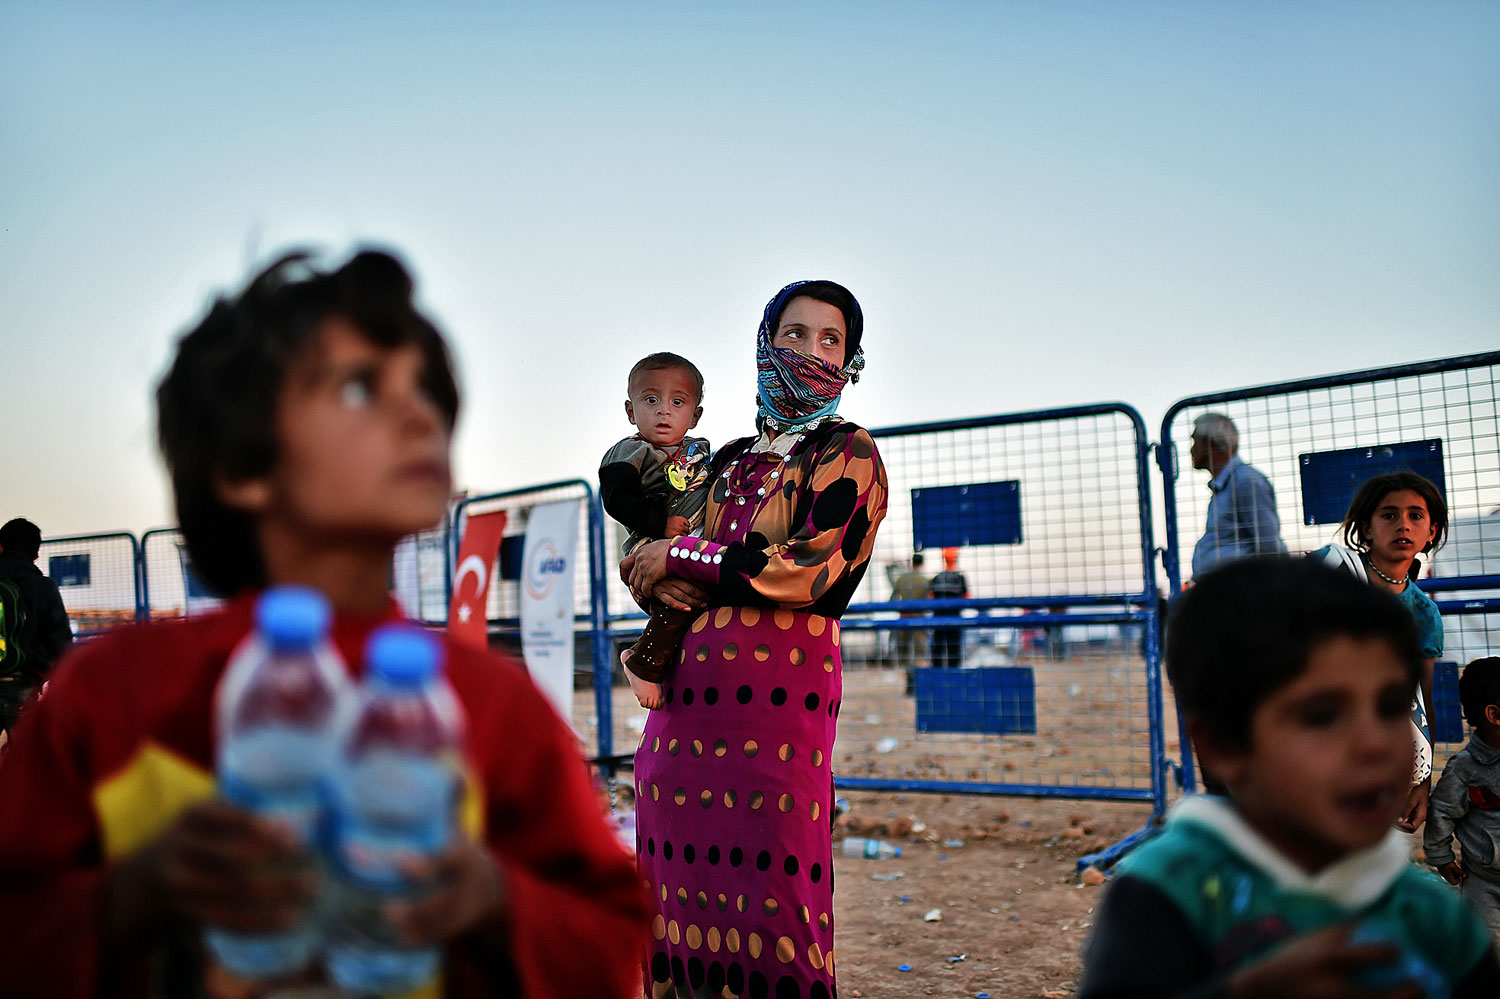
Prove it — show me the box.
[1367,557,1408,588]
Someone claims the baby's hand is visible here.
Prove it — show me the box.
[1435,860,1465,885]
[665,516,691,538]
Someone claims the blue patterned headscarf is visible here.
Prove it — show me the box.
[755,280,866,432]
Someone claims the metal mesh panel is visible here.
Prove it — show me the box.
[866,410,1151,601]
[38,533,141,637]
[597,408,1162,805]
[1162,351,1500,769]
[832,407,1159,800]
[141,528,223,620]
[393,523,451,625]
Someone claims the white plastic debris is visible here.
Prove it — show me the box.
[923,908,943,922]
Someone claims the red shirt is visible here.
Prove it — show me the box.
[0,595,649,998]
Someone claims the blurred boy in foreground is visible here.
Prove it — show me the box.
[0,249,648,998]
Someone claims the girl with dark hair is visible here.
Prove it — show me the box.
[1312,470,1450,832]
[622,280,887,999]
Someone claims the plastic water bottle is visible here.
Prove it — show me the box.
[324,625,464,996]
[841,836,902,859]
[205,586,347,980]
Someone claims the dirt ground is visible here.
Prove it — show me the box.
[829,792,1153,999]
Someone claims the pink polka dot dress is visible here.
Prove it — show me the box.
[635,419,888,999]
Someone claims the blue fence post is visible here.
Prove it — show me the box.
[131,532,146,623]
[587,487,614,766]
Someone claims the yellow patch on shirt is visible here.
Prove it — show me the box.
[93,741,215,860]
[92,746,481,999]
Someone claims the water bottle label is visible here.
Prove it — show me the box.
[220,772,322,846]
[332,814,450,891]
[864,839,880,858]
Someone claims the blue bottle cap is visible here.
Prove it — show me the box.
[255,586,331,649]
[367,625,442,688]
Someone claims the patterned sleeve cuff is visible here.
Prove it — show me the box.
[664,536,726,585]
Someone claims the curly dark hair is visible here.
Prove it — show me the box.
[156,248,459,597]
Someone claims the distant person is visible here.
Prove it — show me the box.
[928,546,969,667]
[1046,604,1069,661]
[1080,558,1500,998]
[1188,412,1286,580]
[1312,470,1450,833]
[886,552,929,691]
[599,351,711,709]
[0,250,648,998]
[0,517,73,736]
[1425,656,1500,947]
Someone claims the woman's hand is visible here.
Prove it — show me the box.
[652,580,711,613]
[624,539,673,602]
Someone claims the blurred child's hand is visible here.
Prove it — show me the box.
[1396,781,1430,833]
[1436,860,1465,885]
[664,516,691,538]
[1227,925,1422,999]
[386,834,505,946]
[125,800,317,935]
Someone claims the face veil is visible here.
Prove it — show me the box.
[755,280,865,432]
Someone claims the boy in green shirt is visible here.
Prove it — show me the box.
[1081,558,1500,997]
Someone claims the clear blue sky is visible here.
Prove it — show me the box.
[3,1,1496,536]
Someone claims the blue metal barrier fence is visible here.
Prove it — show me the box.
[598,403,1167,869]
[36,532,143,637]
[1162,349,1500,793]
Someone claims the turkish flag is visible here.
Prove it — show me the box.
[448,510,508,650]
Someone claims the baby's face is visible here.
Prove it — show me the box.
[1211,635,1413,873]
[625,366,701,448]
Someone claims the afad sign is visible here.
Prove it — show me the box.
[520,500,580,725]
[523,540,569,601]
